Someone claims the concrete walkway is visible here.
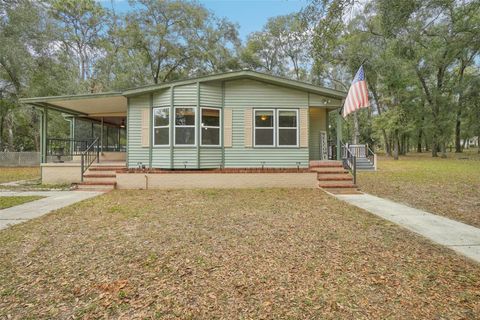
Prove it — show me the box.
[335,193,480,263]
[0,191,103,230]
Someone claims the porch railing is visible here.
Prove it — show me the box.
[341,143,357,185]
[81,138,100,181]
[46,138,96,162]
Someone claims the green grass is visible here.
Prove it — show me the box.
[359,152,480,227]
[0,167,40,183]
[0,196,44,209]
[0,189,479,319]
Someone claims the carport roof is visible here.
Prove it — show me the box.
[20,92,127,116]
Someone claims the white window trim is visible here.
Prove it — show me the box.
[276,109,299,148]
[152,106,170,147]
[200,107,222,147]
[174,106,197,147]
[253,109,276,148]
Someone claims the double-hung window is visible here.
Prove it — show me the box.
[153,107,170,146]
[277,109,298,147]
[175,107,196,146]
[201,107,221,146]
[254,109,299,147]
[254,110,275,146]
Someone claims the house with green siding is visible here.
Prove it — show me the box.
[21,70,348,189]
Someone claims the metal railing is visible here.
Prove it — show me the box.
[81,138,99,181]
[46,138,96,162]
[366,144,377,170]
[341,143,357,185]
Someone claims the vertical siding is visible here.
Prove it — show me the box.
[127,94,150,168]
[200,82,222,107]
[309,107,327,160]
[153,88,170,106]
[174,84,197,106]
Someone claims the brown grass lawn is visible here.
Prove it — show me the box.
[0,189,479,319]
[0,167,40,184]
[358,152,480,228]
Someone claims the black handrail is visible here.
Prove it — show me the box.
[81,138,100,181]
[366,144,376,169]
[341,143,357,185]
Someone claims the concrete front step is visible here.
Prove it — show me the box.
[318,182,357,188]
[323,188,363,195]
[77,181,116,191]
[89,166,125,171]
[311,168,348,174]
[317,175,353,181]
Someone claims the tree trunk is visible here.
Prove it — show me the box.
[441,142,447,158]
[383,129,391,156]
[455,109,462,153]
[432,133,438,157]
[417,129,422,152]
[393,130,399,160]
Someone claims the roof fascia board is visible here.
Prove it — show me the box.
[19,91,123,104]
[122,71,347,99]
[26,102,88,116]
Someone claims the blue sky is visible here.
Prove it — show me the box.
[103,0,308,40]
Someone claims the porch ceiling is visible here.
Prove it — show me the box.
[20,92,127,117]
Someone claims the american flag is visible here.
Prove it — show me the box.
[342,65,369,118]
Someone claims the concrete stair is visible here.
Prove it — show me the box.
[310,161,360,194]
[76,163,125,191]
[355,157,375,171]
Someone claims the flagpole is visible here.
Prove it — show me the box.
[336,59,368,158]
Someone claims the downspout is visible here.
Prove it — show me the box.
[126,97,130,168]
[170,86,175,169]
[221,81,225,169]
[196,81,200,169]
[149,93,153,169]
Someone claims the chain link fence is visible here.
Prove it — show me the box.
[0,152,40,167]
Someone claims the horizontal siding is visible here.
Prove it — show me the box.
[309,93,342,107]
[173,148,197,169]
[127,95,150,168]
[174,84,197,106]
[152,148,170,168]
[200,82,222,107]
[200,148,222,168]
[153,88,170,106]
[225,108,309,168]
[225,79,308,108]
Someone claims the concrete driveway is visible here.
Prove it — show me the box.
[0,191,103,230]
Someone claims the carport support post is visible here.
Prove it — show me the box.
[40,106,48,164]
[336,112,342,160]
[100,117,104,154]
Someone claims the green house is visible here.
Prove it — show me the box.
[21,70,347,186]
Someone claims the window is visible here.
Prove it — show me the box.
[254,110,275,146]
[175,107,196,145]
[153,107,169,146]
[201,108,221,146]
[277,110,298,147]
[253,109,299,147]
